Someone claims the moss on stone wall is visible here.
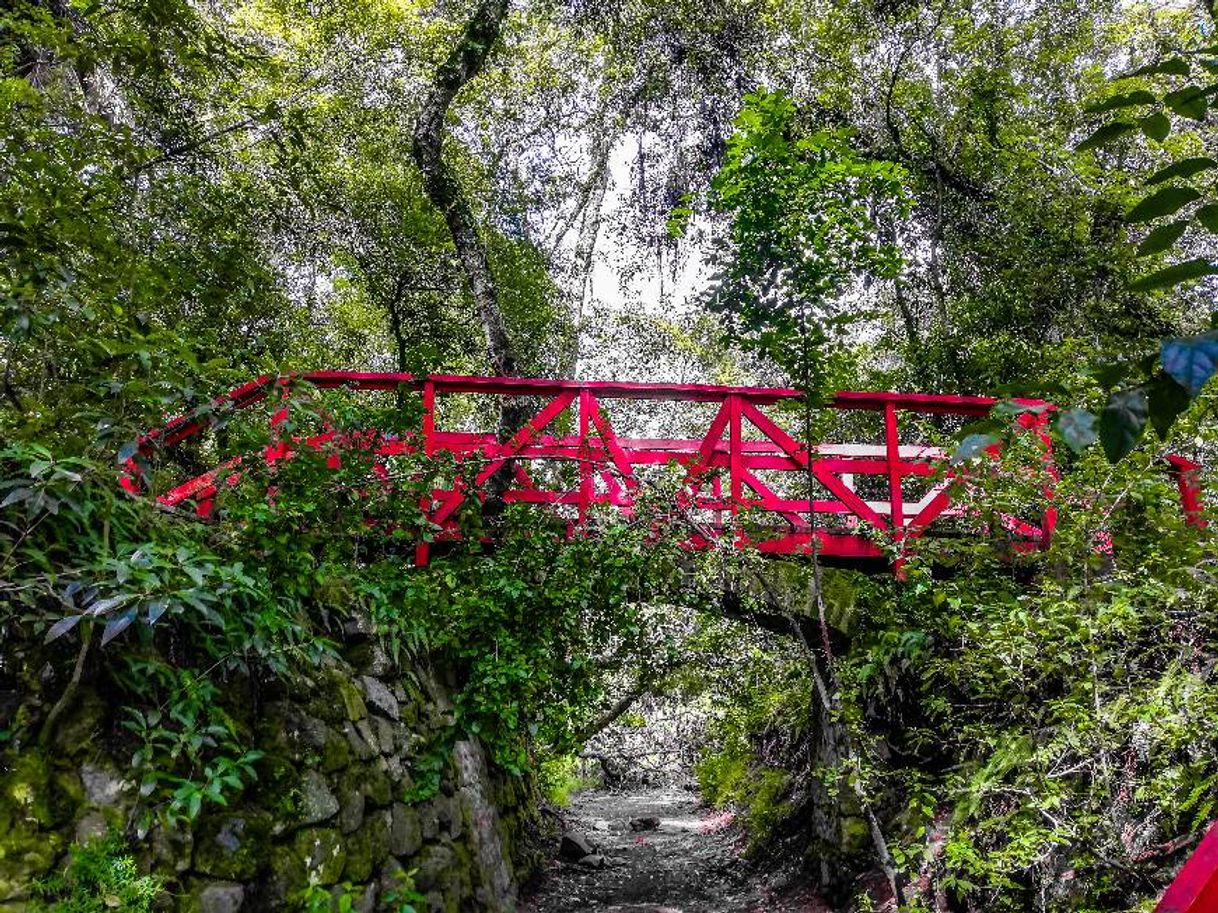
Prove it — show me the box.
[0,632,540,913]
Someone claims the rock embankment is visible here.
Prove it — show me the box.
[0,633,537,913]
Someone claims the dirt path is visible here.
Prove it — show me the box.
[520,788,827,913]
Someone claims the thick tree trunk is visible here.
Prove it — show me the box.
[412,0,518,379]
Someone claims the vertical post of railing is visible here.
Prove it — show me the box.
[729,395,743,545]
[416,379,436,567]
[1018,410,1058,548]
[421,379,435,457]
[578,388,593,530]
[885,402,905,568]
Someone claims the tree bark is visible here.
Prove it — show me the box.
[575,684,646,744]
[412,0,518,379]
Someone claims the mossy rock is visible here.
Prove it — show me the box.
[263,704,350,774]
[1,751,77,830]
[358,764,393,809]
[48,689,107,756]
[264,845,307,907]
[0,809,64,903]
[245,752,300,821]
[192,810,273,881]
[303,667,366,726]
[389,803,422,858]
[411,843,455,892]
[341,810,390,883]
[293,827,346,884]
[335,677,368,724]
[180,879,245,913]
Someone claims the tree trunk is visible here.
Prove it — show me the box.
[412,0,528,505]
[412,0,518,379]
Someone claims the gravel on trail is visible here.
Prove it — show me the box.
[520,788,830,913]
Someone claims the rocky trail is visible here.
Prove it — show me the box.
[520,788,828,913]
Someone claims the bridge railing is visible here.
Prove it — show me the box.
[120,372,1061,569]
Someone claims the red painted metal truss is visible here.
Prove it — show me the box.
[1155,820,1218,913]
[120,372,1216,909]
[120,371,1068,570]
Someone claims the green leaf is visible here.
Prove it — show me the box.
[1161,331,1218,395]
[1165,86,1208,120]
[1099,388,1149,462]
[1147,157,1218,184]
[1076,121,1136,151]
[1130,258,1218,291]
[1123,57,1191,79]
[1055,408,1098,453]
[116,441,140,464]
[146,599,169,625]
[951,434,999,465]
[1136,220,1189,256]
[1128,186,1201,222]
[1146,373,1192,438]
[1196,204,1218,232]
[101,608,138,646]
[991,400,1050,417]
[88,594,126,616]
[44,614,83,643]
[1085,90,1157,113]
[1088,360,1134,389]
[0,487,31,508]
[1139,112,1171,142]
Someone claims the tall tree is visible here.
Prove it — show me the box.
[413,0,519,378]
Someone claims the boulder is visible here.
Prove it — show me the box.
[358,676,400,721]
[196,881,245,913]
[79,763,127,807]
[338,786,365,834]
[559,831,595,862]
[297,771,339,825]
[577,854,606,869]
[293,827,346,884]
[629,816,660,832]
[390,803,423,857]
[193,813,272,881]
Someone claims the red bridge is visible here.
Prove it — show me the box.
[119,371,1214,909]
[121,371,1064,569]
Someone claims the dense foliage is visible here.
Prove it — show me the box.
[4,0,1218,911]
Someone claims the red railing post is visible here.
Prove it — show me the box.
[416,379,437,567]
[422,379,435,457]
[1168,456,1207,529]
[885,403,905,571]
[728,395,744,540]
[579,388,593,529]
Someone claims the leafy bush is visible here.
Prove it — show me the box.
[30,833,163,913]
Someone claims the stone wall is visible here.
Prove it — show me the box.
[0,636,539,912]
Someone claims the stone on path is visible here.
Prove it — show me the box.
[629,816,660,832]
[559,830,596,862]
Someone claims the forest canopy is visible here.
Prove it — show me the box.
[3,0,1218,911]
